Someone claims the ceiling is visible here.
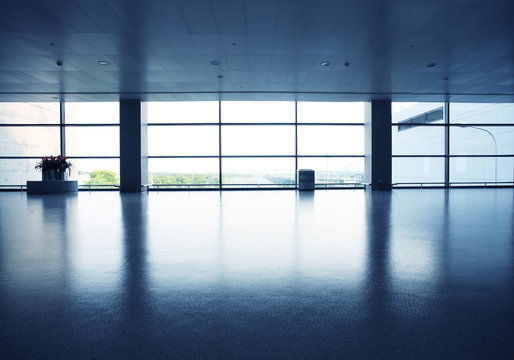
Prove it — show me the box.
[0,0,513,102]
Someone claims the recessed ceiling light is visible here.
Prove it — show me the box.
[443,76,450,81]
[217,75,224,79]
[49,42,56,46]
[210,60,221,66]
[320,61,331,67]
[232,43,238,46]
[409,45,415,48]
[344,62,350,67]
[56,60,63,67]
[98,60,110,66]
[426,62,437,68]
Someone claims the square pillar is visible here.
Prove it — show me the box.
[365,100,392,190]
[120,99,148,192]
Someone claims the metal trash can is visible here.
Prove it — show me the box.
[298,169,315,190]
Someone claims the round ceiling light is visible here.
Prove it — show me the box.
[217,75,224,79]
[210,60,221,66]
[320,61,331,67]
[98,60,111,66]
[426,62,437,68]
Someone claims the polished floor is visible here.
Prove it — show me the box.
[0,189,513,359]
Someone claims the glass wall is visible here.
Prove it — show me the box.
[0,103,60,187]
[449,103,514,186]
[392,102,445,186]
[4,100,510,190]
[0,102,119,188]
[221,101,296,188]
[297,102,364,187]
[392,102,514,187]
[65,102,120,188]
[147,101,219,189]
[146,101,365,189]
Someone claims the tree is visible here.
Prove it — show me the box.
[85,170,119,185]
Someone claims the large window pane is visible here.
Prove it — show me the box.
[392,125,445,155]
[297,102,364,123]
[450,103,514,124]
[450,126,514,155]
[0,126,60,156]
[297,157,364,185]
[222,101,294,123]
[0,158,40,185]
[68,158,120,186]
[0,102,60,124]
[392,102,444,124]
[450,157,514,184]
[149,158,219,187]
[222,126,294,156]
[65,102,119,124]
[148,126,218,156]
[65,126,119,156]
[147,102,219,123]
[392,157,444,185]
[222,158,295,187]
[297,126,363,155]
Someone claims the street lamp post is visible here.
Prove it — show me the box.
[457,125,497,183]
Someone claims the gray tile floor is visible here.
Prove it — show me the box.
[0,189,513,359]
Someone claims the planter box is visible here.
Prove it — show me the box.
[27,181,78,194]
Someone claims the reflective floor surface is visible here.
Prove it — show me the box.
[0,189,513,359]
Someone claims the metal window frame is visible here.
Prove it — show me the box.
[4,100,513,190]
[145,100,366,190]
[392,101,514,188]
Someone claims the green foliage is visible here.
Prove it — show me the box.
[150,172,219,185]
[85,170,119,185]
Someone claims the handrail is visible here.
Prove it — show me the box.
[1,181,512,192]
[393,181,514,187]
[0,184,26,191]
[78,184,120,192]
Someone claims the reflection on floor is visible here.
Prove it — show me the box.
[0,189,513,359]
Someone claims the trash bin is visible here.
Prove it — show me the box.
[298,169,315,190]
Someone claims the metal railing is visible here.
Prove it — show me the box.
[2,181,513,192]
[0,184,26,191]
[393,181,514,187]
[78,184,120,191]
[149,181,365,190]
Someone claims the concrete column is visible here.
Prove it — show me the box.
[365,100,392,191]
[120,99,148,192]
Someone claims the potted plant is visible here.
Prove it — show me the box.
[35,155,73,181]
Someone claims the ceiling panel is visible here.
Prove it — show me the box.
[0,0,512,102]
[74,0,132,33]
[179,2,218,33]
[151,2,189,33]
[332,4,377,36]
[40,1,102,33]
[212,2,246,34]
[246,2,279,34]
